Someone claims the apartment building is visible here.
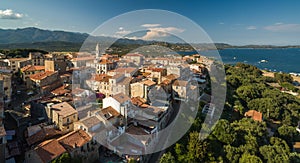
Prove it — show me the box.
[50,102,78,132]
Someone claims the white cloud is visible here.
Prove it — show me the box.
[264,23,300,32]
[114,27,131,36]
[141,24,161,28]
[124,36,140,40]
[219,22,224,25]
[116,30,131,35]
[142,27,184,40]
[0,9,23,19]
[113,25,184,41]
[246,26,257,30]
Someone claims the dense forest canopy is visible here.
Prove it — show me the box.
[161,63,300,163]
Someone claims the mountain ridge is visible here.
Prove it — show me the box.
[1,27,300,51]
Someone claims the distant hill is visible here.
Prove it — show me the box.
[0,27,300,52]
[0,27,90,44]
[0,27,154,51]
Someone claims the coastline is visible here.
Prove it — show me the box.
[262,70,300,83]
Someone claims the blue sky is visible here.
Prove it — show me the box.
[1,0,300,45]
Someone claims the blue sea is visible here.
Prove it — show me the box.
[182,48,300,74]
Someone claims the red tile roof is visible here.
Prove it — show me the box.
[51,85,70,96]
[148,67,165,72]
[113,93,130,104]
[51,102,77,117]
[99,59,113,64]
[21,65,45,72]
[30,71,57,80]
[101,106,120,118]
[58,129,91,152]
[92,74,111,82]
[35,139,66,163]
[244,110,263,122]
[131,97,146,107]
[125,53,144,57]
[141,80,156,86]
[26,127,63,146]
[71,56,95,61]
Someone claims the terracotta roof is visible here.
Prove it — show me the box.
[51,102,77,117]
[164,74,179,81]
[125,53,144,57]
[51,85,70,96]
[30,71,57,80]
[101,106,120,119]
[21,65,45,72]
[141,80,156,86]
[151,58,169,60]
[173,80,188,87]
[58,129,91,152]
[113,93,130,104]
[71,56,95,61]
[294,142,300,152]
[131,97,146,107]
[26,127,63,146]
[244,110,263,122]
[60,72,72,77]
[99,59,113,64]
[111,67,137,74]
[93,74,111,82]
[141,72,151,77]
[111,73,124,79]
[35,139,66,163]
[148,67,165,72]
[81,116,102,129]
[7,58,28,61]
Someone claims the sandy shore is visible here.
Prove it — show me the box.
[262,70,300,83]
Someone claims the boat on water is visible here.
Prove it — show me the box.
[258,59,268,63]
[233,57,236,60]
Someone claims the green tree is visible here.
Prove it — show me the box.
[160,152,175,163]
[236,84,263,102]
[289,152,300,162]
[51,153,72,163]
[247,98,281,120]
[259,137,290,163]
[278,125,297,145]
[212,119,236,144]
[224,145,241,163]
[174,143,185,162]
[185,132,208,162]
[239,153,263,163]
[274,73,293,83]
